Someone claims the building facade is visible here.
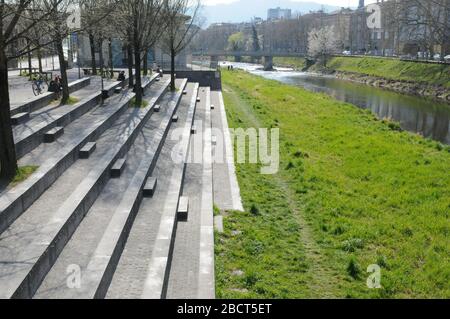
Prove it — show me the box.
[267,7,292,21]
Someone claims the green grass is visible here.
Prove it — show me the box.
[50,96,79,106]
[324,56,450,87]
[20,71,31,77]
[66,96,79,105]
[130,97,149,108]
[216,69,450,298]
[273,57,306,70]
[10,166,39,188]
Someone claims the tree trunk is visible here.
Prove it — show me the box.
[109,38,114,78]
[170,47,176,91]
[27,39,32,80]
[89,33,97,75]
[98,39,104,78]
[127,44,134,89]
[0,48,18,182]
[56,38,69,104]
[134,43,142,106]
[143,49,148,76]
[37,49,43,73]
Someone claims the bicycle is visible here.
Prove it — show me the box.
[31,74,49,96]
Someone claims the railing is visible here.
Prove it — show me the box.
[333,54,450,65]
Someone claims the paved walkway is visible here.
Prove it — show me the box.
[210,90,244,212]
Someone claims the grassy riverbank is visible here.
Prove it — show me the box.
[325,57,450,87]
[216,69,450,298]
[273,56,450,87]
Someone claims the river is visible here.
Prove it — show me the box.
[222,61,450,145]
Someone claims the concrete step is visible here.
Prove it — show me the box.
[0,76,162,235]
[0,79,171,299]
[105,83,199,299]
[166,87,215,299]
[13,91,101,158]
[43,127,64,143]
[11,112,30,125]
[111,158,127,178]
[10,77,91,116]
[79,142,97,159]
[0,93,131,234]
[13,74,159,160]
[177,196,189,222]
[143,178,158,198]
[34,79,189,299]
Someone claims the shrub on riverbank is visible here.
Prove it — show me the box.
[216,69,450,298]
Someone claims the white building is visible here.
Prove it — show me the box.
[267,7,292,21]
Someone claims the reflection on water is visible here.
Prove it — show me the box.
[224,62,450,144]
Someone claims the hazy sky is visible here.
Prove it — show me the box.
[204,0,377,6]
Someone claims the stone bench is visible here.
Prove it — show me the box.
[155,77,160,82]
[177,196,189,222]
[79,142,97,159]
[212,135,217,146]
[191,125,197,134]
[172,115,179,123]
[143,177,158,198]
[114,87,123,94]
[211,104,215,110]
[154,104,161,112]
[196,97,201,103]
[44,127,64,143]
[182,90,187,95]
[11,112,30,125]
[111,158,126,178]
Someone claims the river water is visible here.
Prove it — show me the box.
[222,62,450,144]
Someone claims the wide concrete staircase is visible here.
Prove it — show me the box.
[0,76,218,299]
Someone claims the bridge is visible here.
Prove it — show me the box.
[192,51,307,70]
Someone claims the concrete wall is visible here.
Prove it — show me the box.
[170,70,222,91]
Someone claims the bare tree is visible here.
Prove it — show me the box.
[80,0,118,76]
[405,0,450,59]
[0,0,65,181]
[116,0,165,105]
[40,0,80,104]
[161,0,202,91]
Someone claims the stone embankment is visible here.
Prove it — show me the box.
[332,71,450,103]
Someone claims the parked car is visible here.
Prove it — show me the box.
[444,55,450,61]
[342,50,351,56]
[433,54,441,60]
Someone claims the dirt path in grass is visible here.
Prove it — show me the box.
[223,84,338,298]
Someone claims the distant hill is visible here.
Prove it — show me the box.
[201,0,342,26]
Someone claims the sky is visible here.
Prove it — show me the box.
[203,0,377,7]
